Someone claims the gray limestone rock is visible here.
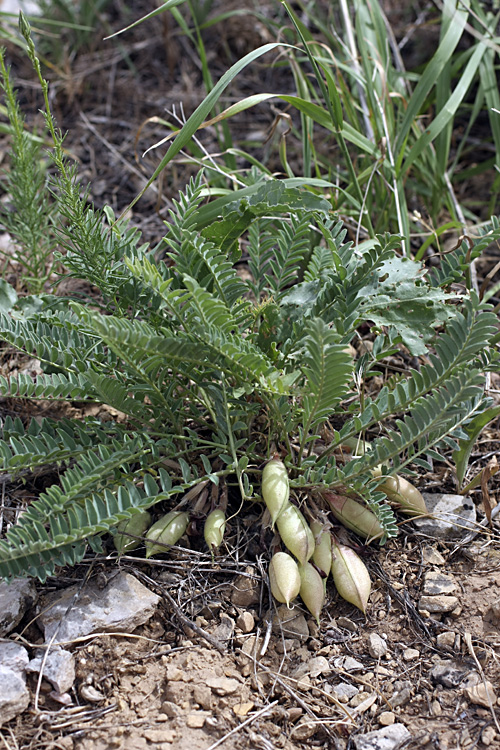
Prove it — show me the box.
[0,578,37,636]
[0,642,29,674]
[419,595,459,613]
[0,665,30,726]
[38,572,160,643]
[414,493,476,539]
[423,572,457,596]
[353,723,411,750]
[368,633,388,658]
[27,647,76,693]
[429,659,472,688]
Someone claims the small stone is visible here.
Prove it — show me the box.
[391,680,412,707]
[292,721,316,740]
[422,547,446,565]
[419,595,459,614]
[160,701,180,718]
[436,632,456,649]
[212,615,234,643]
[430,660,471,688]
[332,682,359,702]
[368,633,388,658]
[186,713,206,728]
[193,685,212,710]
[0,578,37,637]
[431,700,442,716]
[306,656,331,677]
[378,711,395,726]
[337,617,358,632]
[288,707,303,722]
[236,611,255,633]
[353,723,411,750]
[414,493,476,539]
[273,605,309,640]
[233,701,254,716]
[241,635,258,656]
[144,729,176,743]
[39,572,160,642]
[0,642,29,675]
[165,665,184,681]
[402,648,420,661]
[423,572,457,596]
[350,691,371,707]
[231,568,260,607]
[0,666,30,726]
[481,725,497,746]
[27,648,75,693]
[333,656,365,672]
[205,676,239,696]
[464,678,497,707]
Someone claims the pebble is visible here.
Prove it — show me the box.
[205,676,239,696]
[337,617,358,632]
[0,578,37,637]
[352,723,411,750]
[39,572,160,642]
[332,682,359,702]
[419,595,459,614]
[436,632,456,649]
[378,711,395,726]
[481,726,497,746]
[236,611,255,633]
[144,729,176,743]
[368,633,388,658]
[288,707,303,722]
[391,680,412,707]
[463,675,497,708]
[430,660,472,689]
[333,656,365,672]
[0,665,30,727]
[402,648,420,661]
[27,648,75,693]
[422,547,446,565]
[423,572,457,596]
[273,605,310,640]
[431,700,442,716]
[414,493,476,539]
[186,713,207,728]
[231,567,260,607]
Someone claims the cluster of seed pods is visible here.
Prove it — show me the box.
[262,458,373,622]
[113,507,226,557]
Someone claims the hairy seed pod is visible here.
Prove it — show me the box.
[299,562,325,624]
[113,510,152,554]
[262,458,290,525]
[145,511,189,558]
[323,491,385,541]
[372,467,427,516]
[311,521,332,582]
[204,509,226,550]
[331,542,371,613]
[276,505,315,565]
[269,551,301,607]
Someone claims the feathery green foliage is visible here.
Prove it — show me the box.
[0,7,498,581]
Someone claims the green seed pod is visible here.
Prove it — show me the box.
[311,521,332,582]
[276,505,315,566]
[324,492,385,541]
[372,467,427,516]
[299,562,325,624]
[113,510,152,554]
[331,542,371,614]
[262,458,290,525]
[269,551,301,607]
[145,511,189,558]
[204,509,226,550]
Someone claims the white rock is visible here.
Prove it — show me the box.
[333,656,365,672]
[423,572,457,596]
[414,494,476,539]
[27,648,75,693]
[0,578,37,636]
[38,572,160,643]
[418,595,459,613]
[0,665,30,726]
[353,723,411,750]
[368,633,388,658]
[0,642,29,674]
[402,648,420,661]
